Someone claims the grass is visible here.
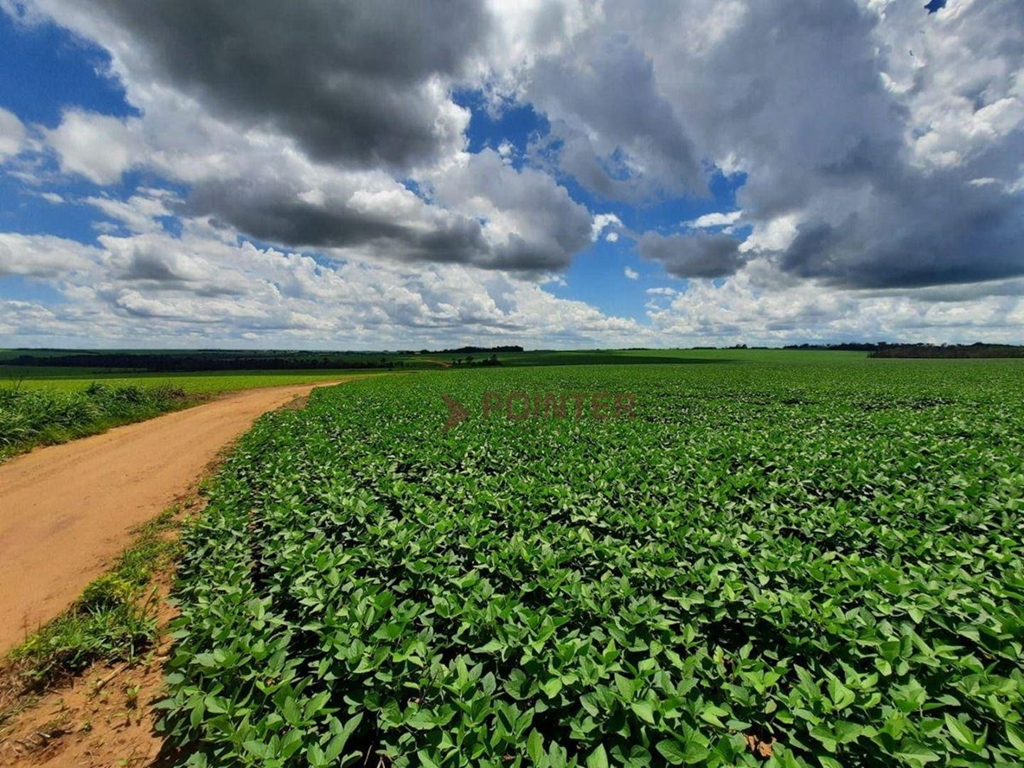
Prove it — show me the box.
[2,369,379,395]
[0,381,197,459]
[4,507,184,690]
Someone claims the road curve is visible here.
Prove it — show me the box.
[0,380,353,654]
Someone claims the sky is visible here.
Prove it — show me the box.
[0,0,1022,350]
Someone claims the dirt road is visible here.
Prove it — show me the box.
[0,380,351,654]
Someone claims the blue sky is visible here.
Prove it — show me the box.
[0,1,1022,349]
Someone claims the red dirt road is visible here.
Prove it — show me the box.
[0,381,351,654]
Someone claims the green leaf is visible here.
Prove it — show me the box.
[1007,723,1024,753]
[944,714,975,747]
[829,678,856,711]
[243,740,271,759]
[655,739,687,765]
[406,708,436,730]
[631,700,656,725]
[700,704,729,728]
[548,742,568,768]
[324,713,363,762]
[892,743,941,766]
[527,730,545,764]
[542,678,564,698]
[586,744,609,768]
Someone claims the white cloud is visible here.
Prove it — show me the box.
[644,260,1024,345]
[687,210,742,229]
[85,189,179,234]
[624,267,639,280]
[496,140,514,165]
[0,216,652,348]
[46,110,144,184]
[0,232,99,278]
[591,213,623,241]
[3,213,1023,349]
[0,107,26,160]
[4,0,1024,347]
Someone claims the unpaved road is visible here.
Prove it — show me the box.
[0,380,352,654]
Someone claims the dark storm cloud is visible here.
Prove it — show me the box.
[186,174,588,273]
[781,175,1024,289]
[638,232,746,279]
[84,0,491,168]
[596,0,1024,291]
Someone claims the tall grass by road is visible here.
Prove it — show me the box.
[0,382,194,460]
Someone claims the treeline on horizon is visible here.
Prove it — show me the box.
[785,342,1024,358]
[1,345,525,372]
[4,352,399,371]
[867,343,1024,359]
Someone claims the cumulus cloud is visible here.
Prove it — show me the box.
[639,232,747,279]
[688,211,742,229]
[591,213,623,241]
[0,107,26,160]
[86,189,179,234]
[46,110,144,184]
[0,232,98,277]
[12,1,592,275]
[524,30,703,201]
[425,149,594,270]
[645,259,1024,345]
[4,0,1024,348]
[496,0,1024,290]
[624,267,639,280]
[0,217,652,348]
[32,0,488,170]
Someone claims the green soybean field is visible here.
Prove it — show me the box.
[158,359,1024,767]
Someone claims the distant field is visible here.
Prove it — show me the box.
[497,349,870,366]
[160,357,1024,766]
[2,369,381,395]
[0,349,873,394]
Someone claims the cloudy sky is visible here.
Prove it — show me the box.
[0,0,1022,349]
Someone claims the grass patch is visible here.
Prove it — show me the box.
[3,369,377,395]
[0,382,199,460]
[5,507,184,691]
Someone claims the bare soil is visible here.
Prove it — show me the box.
[0,569,182,767]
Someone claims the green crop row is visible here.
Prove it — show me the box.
[158,362,1024,766]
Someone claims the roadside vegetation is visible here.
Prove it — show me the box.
[0,382,194,459]
[7,371,375,396]
[157,361,1024,766]
[3,507,182,693]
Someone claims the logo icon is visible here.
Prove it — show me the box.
[442,394,471,430]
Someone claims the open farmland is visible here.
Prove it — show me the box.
[159,359,1024,766]
[2,370,381,395]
